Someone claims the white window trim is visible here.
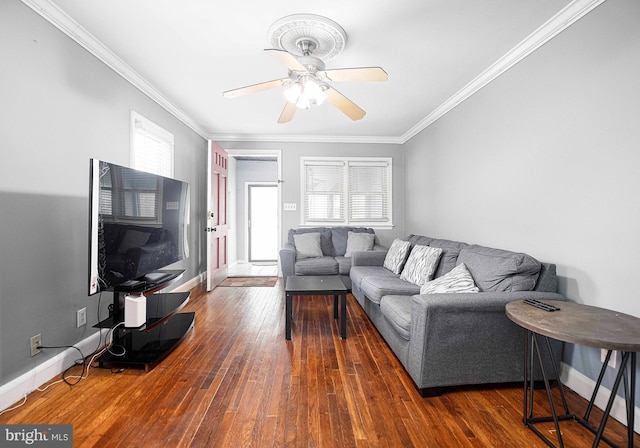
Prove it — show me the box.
[130,111,174,177]
[300,156,393,229]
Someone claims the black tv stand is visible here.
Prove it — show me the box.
[95,269,194,372]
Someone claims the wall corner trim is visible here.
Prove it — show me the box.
[399,0,607,144]
[20,0,209,140]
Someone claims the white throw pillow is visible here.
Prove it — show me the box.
[400,245,443,286]
[293,232,323,259]
[383,239,412,274]
[344,231,375,257]
[420,263,480,294]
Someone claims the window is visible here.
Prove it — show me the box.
[130,111,174,177]
[301,157,392,227]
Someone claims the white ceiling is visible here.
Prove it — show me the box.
[28,0,601,143]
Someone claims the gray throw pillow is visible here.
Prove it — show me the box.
[383,239,411,274]
[294,232,323,259]
[420,263,479,294]
[344,231,375,257]
[399,245,443,286]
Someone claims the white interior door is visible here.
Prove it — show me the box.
[206,141,228,290]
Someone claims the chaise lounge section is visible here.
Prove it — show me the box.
[350,234,566,396]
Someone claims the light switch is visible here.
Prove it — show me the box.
[284,203,297,211]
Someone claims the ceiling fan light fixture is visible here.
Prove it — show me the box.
[284,79,327,110]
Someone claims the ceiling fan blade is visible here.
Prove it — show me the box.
[322,67,388,82]
[223,78,287,98]
[278,101,297,123]
[325,87,366,121]
[264,49,306,72]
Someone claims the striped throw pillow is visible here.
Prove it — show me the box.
[400,245,443,285]
[420,263,479,294]
[383,239,411,274]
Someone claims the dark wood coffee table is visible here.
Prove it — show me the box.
[285,275,348,340]
[506,300,640,448]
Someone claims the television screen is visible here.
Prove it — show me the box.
[88,159,190,295]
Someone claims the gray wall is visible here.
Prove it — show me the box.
[0,1,207,384]
[222,141,405,248]
[403,0,640,404]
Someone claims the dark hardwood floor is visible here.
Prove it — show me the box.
[1,279,637,447]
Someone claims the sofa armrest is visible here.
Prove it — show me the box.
[279,242,296,279]
[406,291,567,389]
[352,245,388,267]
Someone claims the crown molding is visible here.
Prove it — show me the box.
[21,0,209,139]
[208,133,404,145]
[22,0,605,146]
[400,0,607,144]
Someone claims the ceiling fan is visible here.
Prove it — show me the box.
[222,14,388,123]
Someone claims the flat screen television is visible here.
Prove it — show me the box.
[88,159,190,295]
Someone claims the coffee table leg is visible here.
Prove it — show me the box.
[340,293,347,339]
[334,295,338,319]
[286,292,292,340]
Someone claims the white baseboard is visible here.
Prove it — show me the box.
[0,274,204,413]
[0,331,104,413]
[561,362,640,434]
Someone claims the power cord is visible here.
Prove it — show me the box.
[1,293,132,416]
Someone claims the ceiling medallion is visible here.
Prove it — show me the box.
[268,14,347,62]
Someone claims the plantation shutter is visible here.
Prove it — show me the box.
[304,161,345,223]
[348,161,390,222]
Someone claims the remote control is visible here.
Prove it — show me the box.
[523,299,560,312]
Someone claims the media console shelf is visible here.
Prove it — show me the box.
[95,269,195,372]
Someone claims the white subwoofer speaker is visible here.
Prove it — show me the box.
[124,293,146,328]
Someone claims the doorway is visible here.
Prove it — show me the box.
[224,149,281,277]
[247,183,278,262]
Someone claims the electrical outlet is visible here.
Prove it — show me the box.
[77,307,87,328]
[600,349,617,369]
[30,334,42,357]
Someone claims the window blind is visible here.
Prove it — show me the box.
[304,162,345,222]
[131,113,174,177]
[349,162,390,222]
[301,158,392,226]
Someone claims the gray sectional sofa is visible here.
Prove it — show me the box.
[279,226,387,289]
[350,234,566,396]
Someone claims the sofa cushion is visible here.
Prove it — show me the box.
[344,231,375,257]
[383,239,412,274]
[420,263,479,294]
[407,235,436,247]
[294,256,339,275]
[361,276,420,304]
[293,233,323,259]
[350,266,396,291]
[429,239,469,278]
[380,295,413,341]
[399,245,443,286]
[457,245,541,292]
[288,227,333,256]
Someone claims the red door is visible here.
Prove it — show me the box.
[207,141,228,290]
